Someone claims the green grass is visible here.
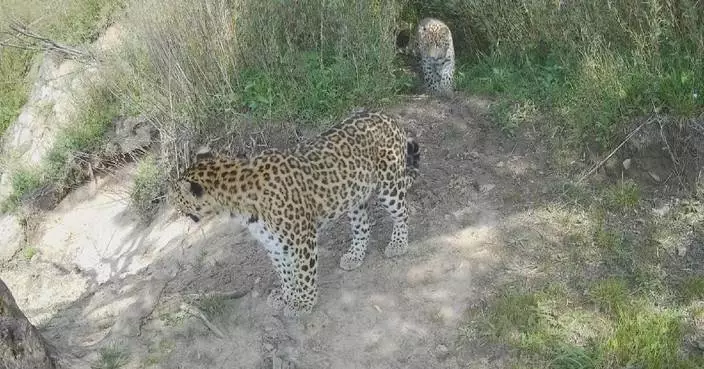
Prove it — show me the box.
[129,154,163,223]
[113,0,406,140]
[1,85,121,213]
[0,48,33,136]
[676,277,704,304]
[2,168,42,212]
[603,180,641,211]
[46,87,119,183]
[420,0,704,148]
[195,295,227,320]
[22,246,37,260]
[463,172,703,368]
[605,306,686,369]
[92,345,129,369]
[0,0,125,137]
[589,278,630,315]
[468,280,701,369]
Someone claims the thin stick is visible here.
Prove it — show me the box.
[184,288,251,301]
[578,119,651,183]
[7,22,93,60]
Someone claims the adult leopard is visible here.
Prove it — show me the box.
[169,110,420,317]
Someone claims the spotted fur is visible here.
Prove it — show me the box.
[169,111,420,317]
[413,18,455,96]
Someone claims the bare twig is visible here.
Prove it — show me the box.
[0,42,44,51]
[658,116,687,188]
[578,118,652,183]
[185,288,251,301]
[5,21,94,60]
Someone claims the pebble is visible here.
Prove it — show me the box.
[435,344,450,359]
[622,158,632,170]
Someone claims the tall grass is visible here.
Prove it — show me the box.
[111,0,407,175]
[405,0,704,147]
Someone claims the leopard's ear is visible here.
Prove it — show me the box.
[188,180,205,198]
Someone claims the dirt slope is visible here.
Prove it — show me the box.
[0,95,553,368]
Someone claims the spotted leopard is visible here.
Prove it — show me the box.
[169,110,421,317]
[413,17,455,96]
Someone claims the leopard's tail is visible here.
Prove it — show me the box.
[405,137,421,181]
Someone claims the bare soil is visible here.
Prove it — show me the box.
[0,95,563,369]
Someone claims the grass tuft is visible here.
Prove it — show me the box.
[129,154,163,223]
[92,345,129,369]
[1,84,121,213]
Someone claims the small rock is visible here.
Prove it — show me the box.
[263,343,274,352]
[0,215,24,262]
[496,161,505,168]
[653,204,670,217]
[677,245,688,257]
[622,158,632,170]
[469,151,480,159]
[479,183,495,193]
[104,115,155,156]
[648,171,661,182]
[435,344,450,359]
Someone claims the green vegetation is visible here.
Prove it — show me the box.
[22,246,37,260]
[467,279,701,369]
[111,0,409,156]
[0,0,125,137]
[195,295,228,320]
[0,48,32,136]
[464,177,704,367]
[603,180,641,211]
[129,154,164,223]
[3,0,702,216]
[1,0,126,212]
[1,85,121,212]
[407,0,704,148]
[92,345,129,369]
[1,1,703,363]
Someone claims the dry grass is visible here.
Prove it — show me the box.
[108,0,406,181]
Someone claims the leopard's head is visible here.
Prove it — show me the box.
[169,151,224,223]
[170,177,220,223]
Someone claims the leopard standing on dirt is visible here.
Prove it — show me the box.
[413,17,455,97]
[169,110,421,317]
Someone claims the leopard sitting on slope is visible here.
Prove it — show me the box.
[169,110,421,317]
[412,17,455,97]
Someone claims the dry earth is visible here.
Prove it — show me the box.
[0,95,558,368]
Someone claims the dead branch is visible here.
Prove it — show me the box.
[184,288,252,301]
[578,117,653,183]
[3,21,94,60]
